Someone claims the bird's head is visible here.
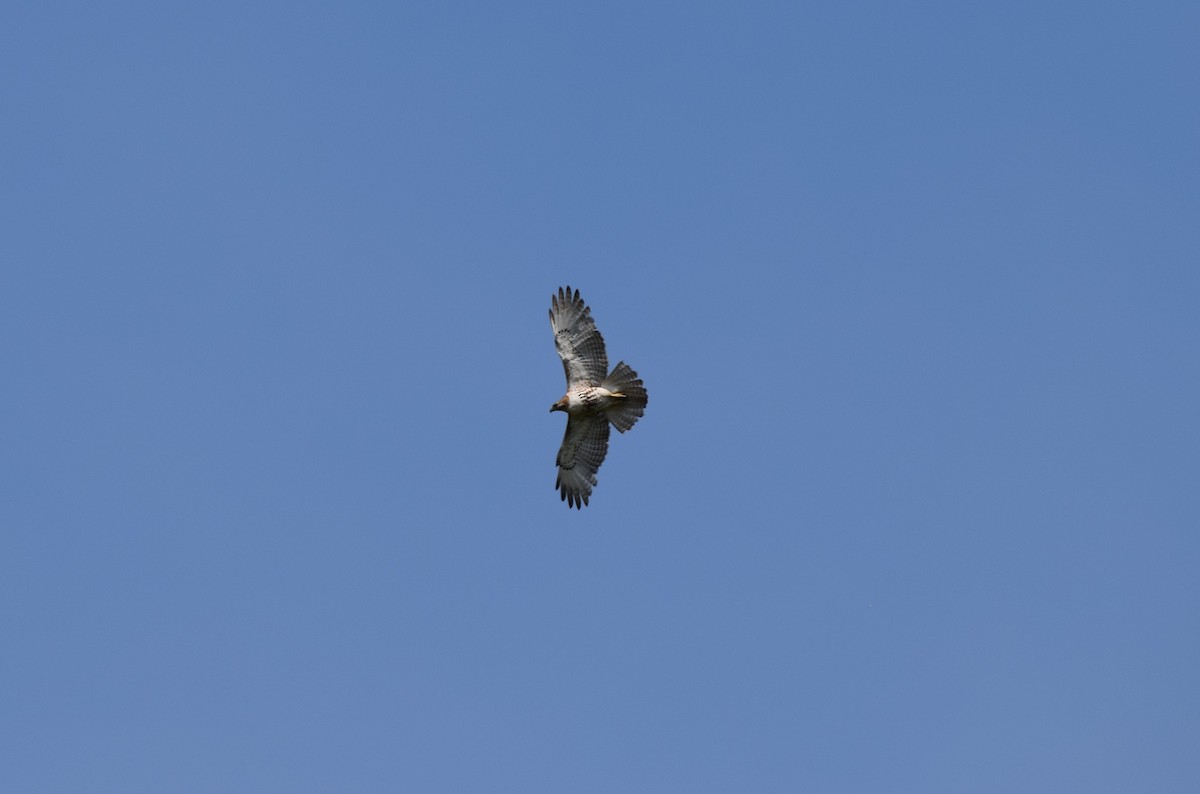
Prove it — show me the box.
[550,396,569,413]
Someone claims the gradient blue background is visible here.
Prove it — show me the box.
[3,2,1198,791]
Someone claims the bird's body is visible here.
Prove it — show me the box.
[552,386,624,415]
[548,286,647,508]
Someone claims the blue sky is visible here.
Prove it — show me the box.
[3,2,1198,791]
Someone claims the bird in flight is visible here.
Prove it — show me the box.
[549,286,648,508]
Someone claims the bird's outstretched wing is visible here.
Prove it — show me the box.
[550,286,608,387]
[555,413,611,509]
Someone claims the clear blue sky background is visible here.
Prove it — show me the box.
[3,2,1198,791]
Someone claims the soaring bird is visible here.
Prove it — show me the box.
[549,286,648,508]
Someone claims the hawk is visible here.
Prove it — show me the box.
[549,286,648,508]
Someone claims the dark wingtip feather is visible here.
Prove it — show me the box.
[552,286,589,312]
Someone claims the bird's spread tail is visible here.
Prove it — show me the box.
[602,361,648,433]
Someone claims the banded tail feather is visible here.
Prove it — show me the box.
[602,361,647,433]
